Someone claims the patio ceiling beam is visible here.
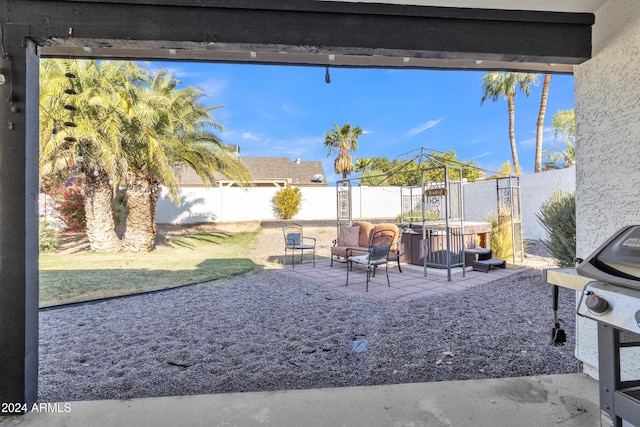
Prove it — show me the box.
[9,0,593,71]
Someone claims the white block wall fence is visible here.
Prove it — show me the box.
[156,166,576,240]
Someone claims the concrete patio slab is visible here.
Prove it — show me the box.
[0,374,600,427]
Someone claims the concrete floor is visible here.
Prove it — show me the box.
[0,374,602,427]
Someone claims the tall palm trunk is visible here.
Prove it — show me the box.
[507,96,521,174]
[122,175,158,252]
[535,74,552,172]
[83,171,123,252]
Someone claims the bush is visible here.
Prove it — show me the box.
[487,214,513,261]
[273,186,302,220]
[536,190,576,267]
[396,209,441,223]
[39,221,61,252]
[53,183,86,232]
[112,189,128,226]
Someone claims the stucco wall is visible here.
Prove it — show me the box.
[573,0,640,379]
[575,1,640,257]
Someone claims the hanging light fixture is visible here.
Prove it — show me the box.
[325,66,331,84]
[64,68,79,147]
[40,104,60,137]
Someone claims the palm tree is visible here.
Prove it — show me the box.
[543,108,576,170]
[39,64,78,193]
[480,72,539,174]
[40,59,127,252]
[535,74,552,172]
[353,157,372,174]
[119,68,251,252]
[40,59,252,252]
[323,123,363,180]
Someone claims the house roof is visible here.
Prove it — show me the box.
[179,157,328,187]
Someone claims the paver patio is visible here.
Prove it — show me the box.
[276,257,531,301]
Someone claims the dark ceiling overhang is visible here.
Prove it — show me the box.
[5,0,594,72]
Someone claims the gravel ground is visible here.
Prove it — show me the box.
[38,256,580,402]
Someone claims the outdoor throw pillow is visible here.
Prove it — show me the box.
[338,226,360,246]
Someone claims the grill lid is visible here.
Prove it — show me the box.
[577,225,640,290]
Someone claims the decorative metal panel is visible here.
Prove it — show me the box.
[336,186,351,221]
[448,181,463,220]
[496,176,524,263]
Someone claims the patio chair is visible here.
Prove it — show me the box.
[283,223,316,268]
[345,228,396,292]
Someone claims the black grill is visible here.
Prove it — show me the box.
[577,225,640,427]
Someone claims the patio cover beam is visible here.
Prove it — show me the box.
[14,0,594,70]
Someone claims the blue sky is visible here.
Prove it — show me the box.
[149,61,575,184]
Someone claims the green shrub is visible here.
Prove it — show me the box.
[487,214,513,261]
[273,186,302,220]
[111,190,128,226]
[39,221,61,252]
[536,190,576,267]
[396,209,441,223]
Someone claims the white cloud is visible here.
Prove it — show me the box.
[157,65,200,80]
[282,104,307,116]
[143,63,228,97]
[406,118,443,138]
[282,136,324,157]
[519,136,536,147]
[199,78,228,98]
[470,151,492,160]
[233,134,324,160]
[519,127,555,148]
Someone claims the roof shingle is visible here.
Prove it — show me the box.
[179,157,328,187]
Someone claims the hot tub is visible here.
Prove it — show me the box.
[399,221,492,268]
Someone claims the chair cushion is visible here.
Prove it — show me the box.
[347,254,369,264]
[353,221,374,248]
[338,226,360,246]
[331,246,367,258]
[288,244,314,250]
[371,223,399,250]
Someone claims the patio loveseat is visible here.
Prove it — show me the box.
[330,221,402,272]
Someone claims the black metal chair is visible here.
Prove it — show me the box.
[346,229,396,292]
[283,223,316,268]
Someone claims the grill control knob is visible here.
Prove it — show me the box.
[585,292,609,314]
